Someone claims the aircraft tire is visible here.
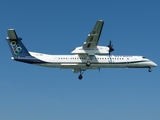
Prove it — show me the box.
[148,68,152,72]
[86,61,91,67]
[78,75,83,80]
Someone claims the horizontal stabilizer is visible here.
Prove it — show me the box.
[7,29,18,40]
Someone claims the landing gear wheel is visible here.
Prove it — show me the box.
[78,70,85,80]
[148,67,152,72]
[86,61,91,67]
[78,75,83,80]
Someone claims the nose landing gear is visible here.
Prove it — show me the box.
[148,67,152,72]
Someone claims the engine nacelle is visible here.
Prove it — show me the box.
[71,46,109,55]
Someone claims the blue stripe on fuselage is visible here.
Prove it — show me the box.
[13,56,47,64]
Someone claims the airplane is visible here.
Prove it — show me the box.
[6,20,157,80]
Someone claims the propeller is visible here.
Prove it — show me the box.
[108,40,114,55]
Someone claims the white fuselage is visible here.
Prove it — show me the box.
[29,52,157,70]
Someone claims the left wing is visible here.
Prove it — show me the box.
[83,20,104,49]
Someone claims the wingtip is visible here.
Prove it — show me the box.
[8,29,15,31]
[98,20,104,22]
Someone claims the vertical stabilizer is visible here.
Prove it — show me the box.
[6,29,31,57]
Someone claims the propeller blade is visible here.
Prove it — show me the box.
[108,40,114,55]
[108,40,112,47]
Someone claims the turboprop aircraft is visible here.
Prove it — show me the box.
[6,20,157,80]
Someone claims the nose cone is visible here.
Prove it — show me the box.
[151,62,158,67]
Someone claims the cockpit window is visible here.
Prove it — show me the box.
[142,56,146,58]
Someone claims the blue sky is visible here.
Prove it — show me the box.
[0,0,160,120]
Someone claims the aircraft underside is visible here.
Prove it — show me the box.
[35,62,152,68]
[33,61,154,80]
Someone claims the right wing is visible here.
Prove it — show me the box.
[83,20,104,49]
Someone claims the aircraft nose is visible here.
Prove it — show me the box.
[151,62,158,67]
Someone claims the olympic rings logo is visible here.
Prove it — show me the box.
[10,41,22,55]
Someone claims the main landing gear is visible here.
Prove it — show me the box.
[78,70,85,80]
[78,75,83,80]
[148,67,152,72]
[86,56,92,67]
[86,61,91,67]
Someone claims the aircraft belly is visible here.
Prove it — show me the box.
[34,63,61,68]
[126,62,150,68]
[92,63,126,68]
[35,63,127,69]
[33,61,151,69]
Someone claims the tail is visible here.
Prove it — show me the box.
[6,29,31,57]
